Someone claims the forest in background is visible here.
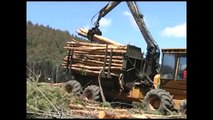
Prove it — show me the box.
[27,21,88,82]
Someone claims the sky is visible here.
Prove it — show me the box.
[27,1,186,57]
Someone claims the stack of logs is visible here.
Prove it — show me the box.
[62,28,128,77]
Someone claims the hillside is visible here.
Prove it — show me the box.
[27,21,88,82]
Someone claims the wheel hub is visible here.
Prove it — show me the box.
[85,91,93,100]
[65,85,73,93]
[149,96,161,110]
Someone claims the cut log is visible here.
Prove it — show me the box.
[67,40,127,49]
[67,53,123,61]
[75,54,123,59]
[62,61,103,68]
[76,28,122,45]
[64,46,126,53]
[70,63,122,70]
[65,45,126,50]
[98,111,106,119]
[79,28,122,46]
[74,54,123,61]
[70,109,98,117]
[130,114,148,118]
[63,56,123,63]
[62,64,121,72]
[66,50,124,56]
[64,45,126,50]
[63,66,120,77]
[62,64,121,74]
[97,111,131,119]
[63,30,127,78]
[68,104,84,110]
[62,59,123,67]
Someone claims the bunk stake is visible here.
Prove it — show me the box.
[66,44,72,75]
[107,48,113,78]
[102,44,108,78]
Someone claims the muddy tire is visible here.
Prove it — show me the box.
[83,85,100,101]
[144,89,174,115]
[179,99,187,114]
[64,80,82,95]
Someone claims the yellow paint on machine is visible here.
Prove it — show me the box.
[129,87,144,99]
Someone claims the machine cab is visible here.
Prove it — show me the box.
[159,48,187,100]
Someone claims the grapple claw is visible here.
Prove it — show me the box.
[87,27,102,42]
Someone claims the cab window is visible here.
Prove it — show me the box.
[160,54,176,79]
[177,55,186,80]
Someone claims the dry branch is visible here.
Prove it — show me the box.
[68,104,127,112]
[28,81,60,115]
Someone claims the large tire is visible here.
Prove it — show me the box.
[83,85,100,101]
[64,80,82,95]
[144,89,174,115]
[179,99,187,114]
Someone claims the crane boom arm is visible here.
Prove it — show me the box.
[87,1,161,78]
[126,1,159,50]
[94,1,120,27]
[126,1,160,76]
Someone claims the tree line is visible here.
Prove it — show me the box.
[27,21,88,82]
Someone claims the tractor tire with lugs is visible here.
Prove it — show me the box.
[144,89,174,115]
[64,80,82,95]
[83,85,100,101]
[179,99,187,114]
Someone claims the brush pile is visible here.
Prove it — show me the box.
[26,80,88,118]
[26,78,186,119]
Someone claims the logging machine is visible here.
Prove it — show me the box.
[63,1,187,115]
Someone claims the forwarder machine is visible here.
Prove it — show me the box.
[63,1,186,114]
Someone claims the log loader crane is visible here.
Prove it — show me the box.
[87,1,161,83]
